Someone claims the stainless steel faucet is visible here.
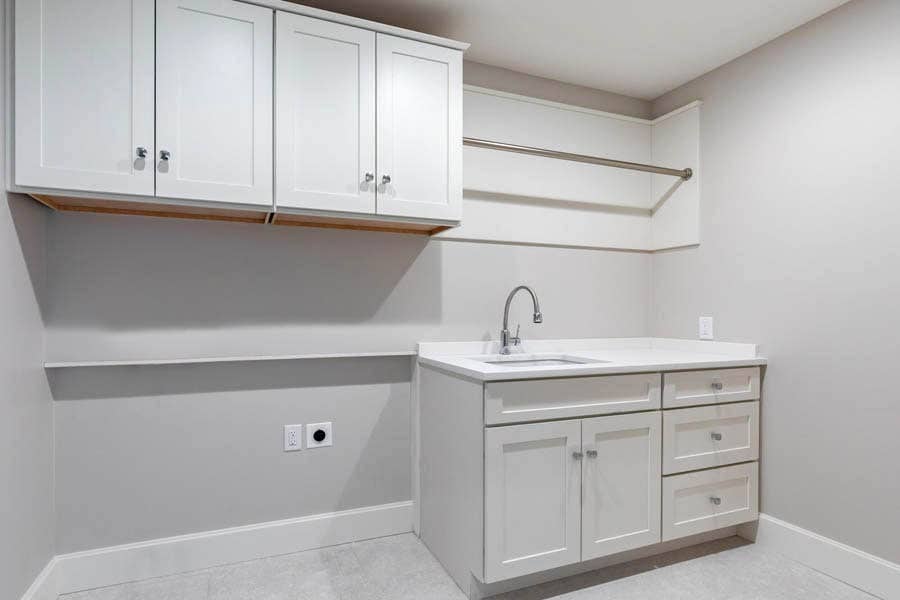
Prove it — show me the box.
[500,285,543,354]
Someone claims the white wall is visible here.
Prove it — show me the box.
[651,0,900,564]
[0,2,55,594]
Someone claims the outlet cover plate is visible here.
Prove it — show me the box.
[284,424,303,451]
[699,316,714,340]
[307,422,333,448]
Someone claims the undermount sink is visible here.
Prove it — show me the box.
[476,354,608,368]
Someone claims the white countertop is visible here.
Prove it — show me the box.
[417,337,766,381]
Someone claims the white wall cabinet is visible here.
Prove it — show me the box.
[376,35,462,221]
[156,0,273,206]
[275,14,376,214]
[582,412,661,560]
[11,0,465,232]
[484,421,582,582]
[14,0,155,196]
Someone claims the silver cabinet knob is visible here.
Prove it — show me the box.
[381,174,391,184]
[709,496,722,506]
[711,381,724,391]
[572,451,584,460]
[159,150,171,161]
[136,146,148,158]
[364,172,374,182]
[710,432,722,441]
[586,450,598,458]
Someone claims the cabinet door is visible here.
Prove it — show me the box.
[582,412,661,560]
[376,35,462,221]
[156,0,272,206]
[15,0,154,195]
[484,420,581,582]
[275,14,375,214]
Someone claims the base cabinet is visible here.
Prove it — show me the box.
[662,462,759,541]
[582,412,661,560]
[483,412,662,582]
[419,366,762,593]
[484,421,582,582]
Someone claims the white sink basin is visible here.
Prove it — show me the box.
[472,354,608,368]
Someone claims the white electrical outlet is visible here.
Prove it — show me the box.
[284,424,303,452]
[306,422,333,448]
[699,316,714,340]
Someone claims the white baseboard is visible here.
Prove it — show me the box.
[24,508,898,600]
[20,559,58,600]
[754,513,900,600]
[25,500,412,599]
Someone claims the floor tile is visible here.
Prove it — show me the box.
[61,571,209,600]
[59,533,876,600]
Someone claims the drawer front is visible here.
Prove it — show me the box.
[663,401,759,474]
[662,367,760,408]
[662,462,758,541]
[484,373,661,425]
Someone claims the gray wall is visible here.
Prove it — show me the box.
[1,4,55,595]
[464,60,652,119]
[46,214,651,361]
[1,196,54,599]
[651,0,900,563]
[51,356,412,553]
[48,213,650,553]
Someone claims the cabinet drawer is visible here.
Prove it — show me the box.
[662,367,759,408]
[662,462,758,541]
[663,401,759,474]
[484,373,661,425]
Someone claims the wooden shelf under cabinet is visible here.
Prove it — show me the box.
[29,194,455,236]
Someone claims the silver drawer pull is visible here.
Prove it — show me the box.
[572,451,584,460]
[711,381,724,391]
[710,432,723,441]
[586,449,598,458]
[364,172,374,182]
[709,496,722,506]
[136,146,148,158]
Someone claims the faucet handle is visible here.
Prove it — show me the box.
[512,324,521,346]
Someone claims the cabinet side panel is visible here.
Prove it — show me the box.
[418,366,484,589]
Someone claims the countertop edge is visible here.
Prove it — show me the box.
[417,355,767,382]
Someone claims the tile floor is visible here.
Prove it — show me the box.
[59,533,875,600]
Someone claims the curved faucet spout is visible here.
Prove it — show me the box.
[500,285,543,354]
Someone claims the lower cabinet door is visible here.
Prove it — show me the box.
[581,412,662,560]
[484,420,582,582]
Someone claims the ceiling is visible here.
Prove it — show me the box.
[289,0,851,99]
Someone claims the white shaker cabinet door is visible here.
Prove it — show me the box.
[582,412,661,560]
[484,420,582,582]
[275,13,376,214]
[376,34,462,221]
[156,0,273,207]
[15,0,155,195]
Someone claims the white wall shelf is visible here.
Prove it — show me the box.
[448,88,701,251]
[44,351,417,369]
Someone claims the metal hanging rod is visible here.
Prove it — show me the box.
[463,137,693,180]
